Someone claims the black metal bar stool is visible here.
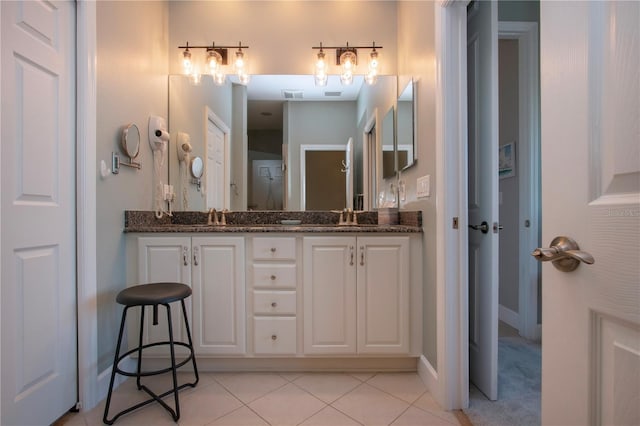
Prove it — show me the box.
[103,282,199,424]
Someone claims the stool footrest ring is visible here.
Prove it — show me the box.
[114,341,196,377]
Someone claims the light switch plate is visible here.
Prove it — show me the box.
[417,175,430,198]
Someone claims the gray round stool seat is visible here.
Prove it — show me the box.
[103,282,199,424]
[116,282,191,306]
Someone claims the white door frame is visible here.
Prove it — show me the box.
[433,0,470,410]
[434,1,541,410]
[300,144,347,210]
[76,1,99,412]
[498,21,540,341]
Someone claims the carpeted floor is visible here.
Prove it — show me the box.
[465,328,541,425]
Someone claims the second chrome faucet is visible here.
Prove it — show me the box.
[207,208,227,225]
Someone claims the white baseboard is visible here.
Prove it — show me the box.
[417,355,441,405]
[95,357,136,407]
[499,304,520,330]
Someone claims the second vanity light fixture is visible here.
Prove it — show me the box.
[312,42,382,86]
[180,41,250,85]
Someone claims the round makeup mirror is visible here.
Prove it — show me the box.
[121,123,140,159]
[190,156,204,179]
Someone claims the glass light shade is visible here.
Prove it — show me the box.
[340,51,357,72]
[314,50,328,86]
[365,71,377,85]
[189,69,202,86]
[340,70,353,85]
[368,50,380,74]
[234,49,245,74]
[213,71,226,86]
[238,71,250,85]
[206,49,223,75]
[314,72,328,86]
[182,49,193,75]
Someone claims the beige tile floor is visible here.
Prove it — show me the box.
[60,372,462,426]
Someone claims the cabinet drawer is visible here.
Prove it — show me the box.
[254,317,297,355]
[252,237,296,260]
[253,291,297,315]
[252,264,296,289]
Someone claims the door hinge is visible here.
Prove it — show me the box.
[452,217,459,229]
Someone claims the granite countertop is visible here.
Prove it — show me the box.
[123,211,423,234]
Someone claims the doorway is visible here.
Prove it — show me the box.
[247,101,284,210]
[465,4,542,423]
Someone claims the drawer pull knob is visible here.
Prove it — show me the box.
[271,302,277,308]
[270,275,276,280]
[271,334,277,340]
[270,247,277,253]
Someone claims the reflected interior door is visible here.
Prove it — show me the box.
[1,1,78,424]
[540,2,640,424]
[467,0,500,401]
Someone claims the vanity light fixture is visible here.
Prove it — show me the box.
[312,42,383,86]
[179,41,250,85]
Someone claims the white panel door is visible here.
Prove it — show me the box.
[206,118,227,210]
[540,2,640,424]
[357,237,410,354]
[137,237,192,356]
[467,0,499,401]
[303,237,357,354]
[1,1,77,424]
[192,236,246,355]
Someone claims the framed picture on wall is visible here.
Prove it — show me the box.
[499,142,515,179]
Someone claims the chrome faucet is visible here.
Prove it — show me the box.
[333,208,359,225]
[207,208,219,225]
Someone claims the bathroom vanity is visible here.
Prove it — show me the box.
[124,211,423,371]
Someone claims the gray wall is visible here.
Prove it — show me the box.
[397,1,438,367]
[499,0,539,22]
[96,1,169,371]
[498,39,520,314]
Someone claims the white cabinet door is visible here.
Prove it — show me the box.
[137,237,192,355]
[303,237,357,354]
[357,237,410,354]
[192,237,246,355]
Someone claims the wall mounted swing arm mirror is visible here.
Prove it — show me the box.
[112,123,142,174]
[190,156,204,191]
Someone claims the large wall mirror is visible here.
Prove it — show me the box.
[396,79,416,171]
[168,74,397,211]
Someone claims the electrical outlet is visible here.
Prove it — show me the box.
[417,175,430,198]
